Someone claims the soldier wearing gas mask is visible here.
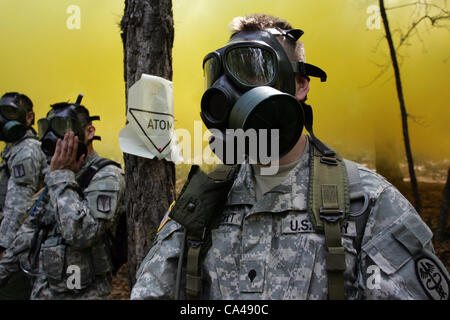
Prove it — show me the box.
[131,14,449,300]
[0,92,48,252]
[0,92,48,300]
[0,96,125,299]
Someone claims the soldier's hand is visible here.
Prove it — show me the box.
[50,132,85,173]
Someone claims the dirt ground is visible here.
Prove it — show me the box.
[111,263,130,300]
[111,180,450,300]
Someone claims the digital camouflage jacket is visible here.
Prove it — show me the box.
[0,151,125,300]
[131,139,450,300]
[0,130,48,250]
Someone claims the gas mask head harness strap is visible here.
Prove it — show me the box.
[264,27,327,83]
[38,94,101,160]
[0,92,33,143]
[200,27,334,163]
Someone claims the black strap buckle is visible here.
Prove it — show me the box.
[349,193,370,217]
[320,207,344,222]
[187,227,206,248]
[188,240,203,248]
[320,156,338,166]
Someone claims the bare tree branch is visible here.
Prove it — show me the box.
[407,113,429,128]
[397,12,450,49]
[385,1,421,11]
[379,0,423,213]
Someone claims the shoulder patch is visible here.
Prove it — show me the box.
[13,163,25,178]
[158,201,175,233]
[415,256,449,300]
[97,194,112,213]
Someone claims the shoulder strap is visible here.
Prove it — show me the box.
[2,134,38,165]
[76,157,121,190]
[344,159,374,253]
[16,133,38,145]
[0,163,10,211]
[170,164,239,300]
[307,138,349,300]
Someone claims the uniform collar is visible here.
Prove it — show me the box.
[1,129,36,159]
[20,129,36,141]
[76,151,100,178]
[226,136,311,214]
[227,163,256,206]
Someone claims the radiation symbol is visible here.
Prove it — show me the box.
[127,108,175,155]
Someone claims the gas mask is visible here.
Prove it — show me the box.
[0,94,30,143]
[200,28,327,164]
[37,94,100,161]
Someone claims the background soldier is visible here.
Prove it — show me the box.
[0,97,125,299]
[131,14,450,300]
[0,92,48,299]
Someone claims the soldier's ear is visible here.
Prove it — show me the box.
[295,75,310,101]
[26,111,35,126]
[85,124,96,142]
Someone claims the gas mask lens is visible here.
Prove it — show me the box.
[203,46,277,90]
[37,119,49,139]
[52,117,79,136]
[0,105,21,120]
[37,117,80,139]
[225,47,275,87]
[203,55,221,91]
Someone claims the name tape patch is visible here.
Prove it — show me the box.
[220,210,244,226]
[282,214,356,237]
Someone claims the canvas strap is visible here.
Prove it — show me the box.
[309,142,349,300]
[182,164,235,299]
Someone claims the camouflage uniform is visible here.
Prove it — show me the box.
[131,138,450,300]
[0,151,125,300]
[0,129,48,250]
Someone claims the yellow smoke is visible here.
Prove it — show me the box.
[0,0,125,163]
[0,0,449,172]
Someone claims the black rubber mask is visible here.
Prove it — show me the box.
[200,29,327,164]
[0,96,28,143]
[38,95,99,161]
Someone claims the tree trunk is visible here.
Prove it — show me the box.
[120,0,176,288]
[436,168,450,242]
[379,0,422,215]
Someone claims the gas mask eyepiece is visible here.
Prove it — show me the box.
[38,117,87,160]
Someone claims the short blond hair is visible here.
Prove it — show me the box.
[228,14,306,62]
